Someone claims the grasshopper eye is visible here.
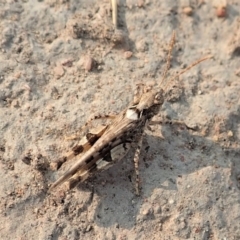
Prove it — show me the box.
[155,92,162,101]
[154,90,164,104]
[155,94,161,100]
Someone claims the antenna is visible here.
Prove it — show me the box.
[163,55,212,91]
[159,31,176,87]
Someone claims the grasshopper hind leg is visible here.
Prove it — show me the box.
[62,166,96,191]
[133,132,144,196]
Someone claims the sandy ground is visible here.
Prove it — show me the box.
[0,0,240,239]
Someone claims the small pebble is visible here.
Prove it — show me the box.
[34,208,39,214]
[85,225,92,232]
[137,0,144,8]
[112,29,126,45]
[97,65,103,71]
[61,59,73,67]
[136,39,148,52]
[12,99,20,108]
[124,51,133,59]
[216,6,227,18]
[183,6,193,16]
[53,65,65,79]
[14,71,21,79]
[153,205,162,214]
[235,68,240,77]
[84,55,94,72]
[140,203,153,217]
[227,130,233,137]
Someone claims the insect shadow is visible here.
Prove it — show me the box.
[89,117,239,229]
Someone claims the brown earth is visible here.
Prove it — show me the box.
[0,0,240,239]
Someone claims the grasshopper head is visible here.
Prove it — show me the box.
[137,88,164,111]
[127,86,164,121]
[137,88,164,119]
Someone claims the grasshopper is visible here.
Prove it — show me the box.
[49,32,210,194]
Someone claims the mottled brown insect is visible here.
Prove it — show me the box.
[49,32,210,195]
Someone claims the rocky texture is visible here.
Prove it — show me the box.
[0,0,240,239]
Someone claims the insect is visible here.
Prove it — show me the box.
[49,32,211,195]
